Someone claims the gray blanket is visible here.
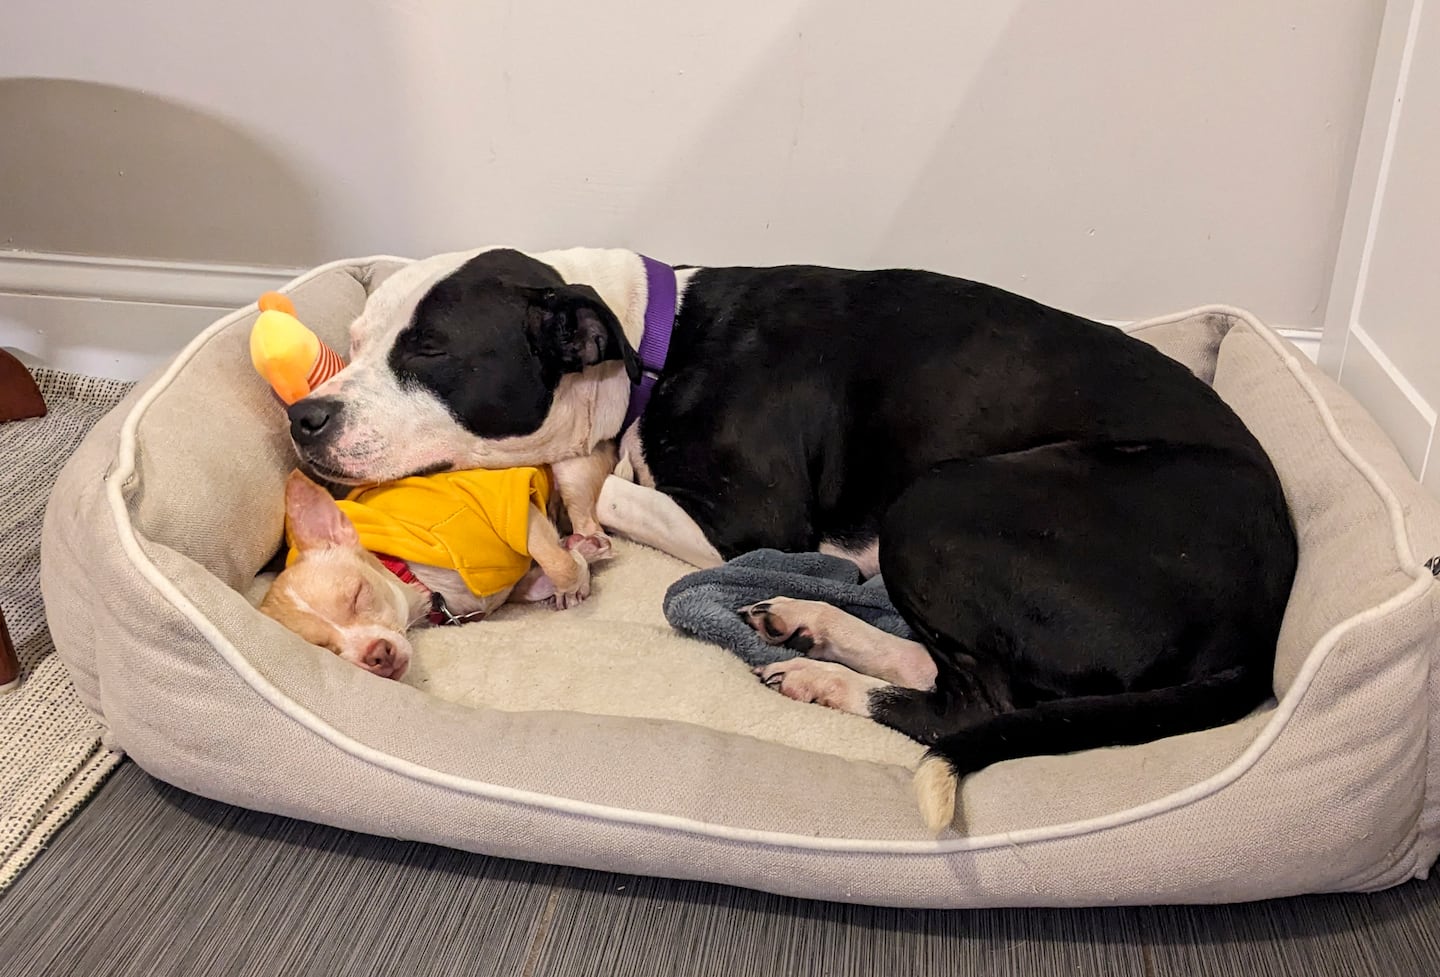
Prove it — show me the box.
[662,549,911,667]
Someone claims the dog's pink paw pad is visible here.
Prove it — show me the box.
[565,533,613,563]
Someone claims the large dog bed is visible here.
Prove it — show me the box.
[41,257,1440,908]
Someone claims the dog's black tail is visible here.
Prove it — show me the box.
[913,665,1269,833]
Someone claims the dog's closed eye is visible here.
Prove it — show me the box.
[350,581,372,614]
[401,331,448,360]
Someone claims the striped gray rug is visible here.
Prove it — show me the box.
[0,369,133,889]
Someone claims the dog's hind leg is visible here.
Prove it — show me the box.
[740,598,936,689]
[876,442,1290,832]
[511,533,613,603]
[597,475,723,568]
[752,653,988,755]
[526,504,591,610]
[754,658,892,716]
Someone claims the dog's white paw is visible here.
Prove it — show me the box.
[612,454,635,483]
[739,597,829,651]
[752,657,879,716]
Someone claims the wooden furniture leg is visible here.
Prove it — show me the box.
[0,347,47,422]
[0,607,19,692]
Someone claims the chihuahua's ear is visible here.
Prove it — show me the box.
[285,470,359,552]
[523,284,641,384]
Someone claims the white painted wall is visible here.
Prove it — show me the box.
[1321,0,1440,492]
[1,0,1384,330]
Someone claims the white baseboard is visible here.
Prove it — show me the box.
[1274,328,1322,363]
[0,251,305,307]
[0,251,302,380]
[1337,322,1437,484]
[1,249,1324,382]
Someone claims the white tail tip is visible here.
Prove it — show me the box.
[913,756,958,834]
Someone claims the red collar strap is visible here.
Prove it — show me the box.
[375,553,486,627]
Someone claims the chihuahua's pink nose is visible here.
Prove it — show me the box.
[363,638,395,671]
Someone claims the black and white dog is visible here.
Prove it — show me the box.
[287,247,1298,830]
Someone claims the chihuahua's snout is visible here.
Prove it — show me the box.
[288,397,341,446]
[363,638,395,670]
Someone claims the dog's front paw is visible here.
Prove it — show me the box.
[752,658,878,716]
[552,549,592,611]
[739,597,829,653]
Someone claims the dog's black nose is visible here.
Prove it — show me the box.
[288,397,340,446]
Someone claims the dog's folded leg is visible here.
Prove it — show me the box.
[526,503,590,610]
[754,658,890,716]
[597,475,723,568]
[550,442,617,541]
[739,597,937,689]
[512,532,614,604]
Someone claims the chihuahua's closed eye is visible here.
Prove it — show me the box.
[260,470,611,680]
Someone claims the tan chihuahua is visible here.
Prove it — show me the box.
[260,464,612,681]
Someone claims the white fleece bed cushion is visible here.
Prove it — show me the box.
[40,256,1440,908]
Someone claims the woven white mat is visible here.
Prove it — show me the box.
[0,370,132,889]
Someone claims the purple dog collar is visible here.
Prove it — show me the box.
[622,255,678,433]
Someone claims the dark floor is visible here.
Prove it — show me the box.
[3,763,1439,976]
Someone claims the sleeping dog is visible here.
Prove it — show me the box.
[283,247,1298,830]
[260,466,613,680]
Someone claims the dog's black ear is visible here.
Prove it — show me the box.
[523,285,641,384]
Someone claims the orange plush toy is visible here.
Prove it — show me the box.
[248,292,345,404]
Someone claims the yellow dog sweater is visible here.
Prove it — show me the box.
[286,467,553,597]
